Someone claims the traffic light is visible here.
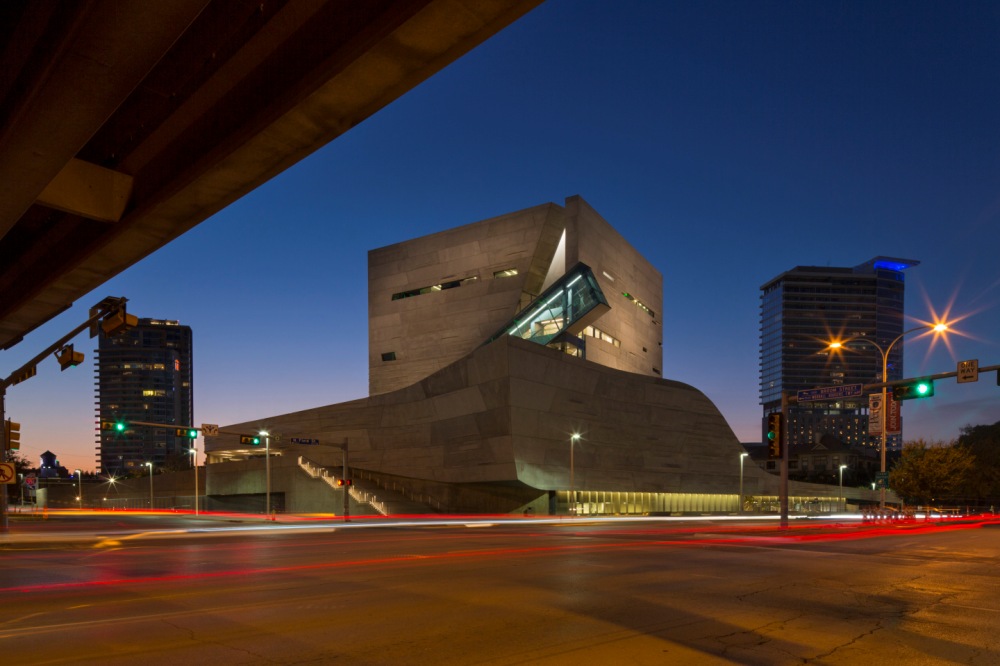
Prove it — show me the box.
[4,420,20,451]
[239,435,261,446]
[101,307,138,336]
[893,379,935,400]
[336,479,353,487]
[175,428,198,438]
[55,344,84,371]
[766,412,783,459]
[101,420,127,432]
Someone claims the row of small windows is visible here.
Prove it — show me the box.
[582,325,621,348]
[391,276,479,300]
[621,292,655,319]
[390,268,520,301]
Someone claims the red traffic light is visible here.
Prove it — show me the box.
[336,479,353,487]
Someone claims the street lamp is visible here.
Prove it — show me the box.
[839,464,848,512]
[145,462,153,509]
[75,469,82,509]
[569,433,580,516]
[260,430,271,517]
[190,443,199,515]
[739,452,749,514]
[828,322,948,509]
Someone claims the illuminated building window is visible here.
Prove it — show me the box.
[391,276,478,300]
[622,292,656,319]
[582,325,621,348]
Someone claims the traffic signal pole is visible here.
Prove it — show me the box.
[780,391,789,529]
[0,297,129,533]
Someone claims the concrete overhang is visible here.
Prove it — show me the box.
[0,0,541,350]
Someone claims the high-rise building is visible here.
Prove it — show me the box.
[95,319,193,475]
[759,257,918,451]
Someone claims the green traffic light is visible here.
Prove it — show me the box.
[115,422,126,432]
[915,382,931,396]
[188,429,198,438]
[766,431,776,441]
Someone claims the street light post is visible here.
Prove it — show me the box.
[839,464,847,512]
[569,433,580,516]
[145,462,153,509]
[260,430,271,518]
[739,452,748,514]
[75,469,82,509]
[829,323,947,510]
[191,443,199,515]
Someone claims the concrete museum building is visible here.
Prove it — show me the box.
[205,196,866,515]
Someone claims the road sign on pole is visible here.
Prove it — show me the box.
[957,360,979,383]
[797,384,863,403]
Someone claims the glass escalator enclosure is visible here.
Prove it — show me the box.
[483,262,610,355]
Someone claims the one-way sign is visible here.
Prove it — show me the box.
[958,360,979,384]
[797,383,863,403]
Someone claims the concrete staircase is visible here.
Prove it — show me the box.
[297,456,444,516]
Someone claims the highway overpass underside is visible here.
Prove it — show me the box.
[0,0,541,350]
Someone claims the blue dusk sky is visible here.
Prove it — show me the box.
[6,0,1000,474]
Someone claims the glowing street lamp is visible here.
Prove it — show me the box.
[190,444,199,515]
[569,433,581,516]
[145,462,153,509]
[260,430,271,517]
[827,322,948,509]
[75,469,82,509]
[739,452,749,514]
[839,464,848,512]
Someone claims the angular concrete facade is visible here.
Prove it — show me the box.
[207,196,876,514]
[208,336,855,514]
[368,196,663,396]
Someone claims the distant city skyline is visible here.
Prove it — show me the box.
[5,0,1000,473]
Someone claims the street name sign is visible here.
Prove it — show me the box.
[797,383,863,403]
[290,437,319,445]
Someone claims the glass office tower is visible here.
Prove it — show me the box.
[759,257,917,452]
[96,319,193,475]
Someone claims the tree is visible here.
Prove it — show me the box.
[889,439,976,506]
[955,421,1000,501]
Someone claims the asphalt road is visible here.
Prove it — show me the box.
[2,514,999,665]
